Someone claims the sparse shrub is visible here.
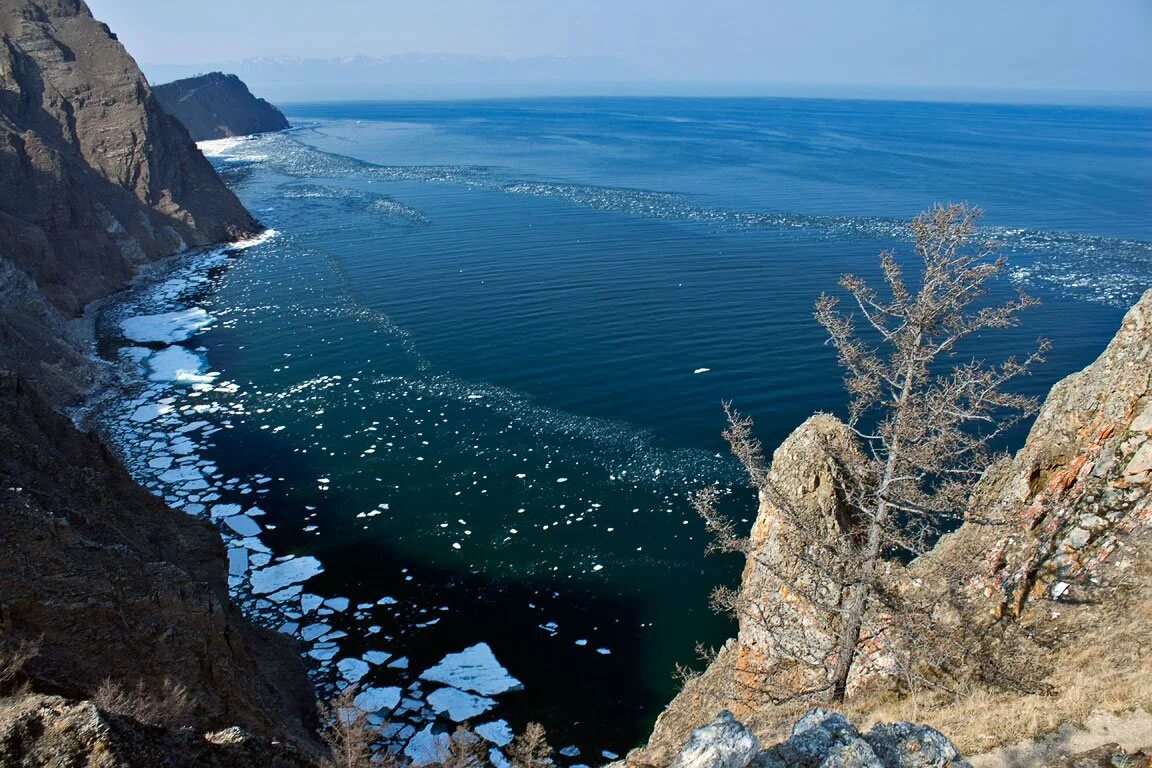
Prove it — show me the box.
[0,637,39,694]
[319,685,376,768]
[507,722,552,768]
[92,677,195,728]
[440,724,490,768]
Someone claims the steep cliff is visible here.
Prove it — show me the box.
[0,0,259,401]
[0,372,320,752]
[0,0,323,759]
[633,289,1152,765]
[153,71,289,141]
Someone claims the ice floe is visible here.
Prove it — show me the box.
[426,686,497,722]
[353,685,402,713]
[120,308,214,344]
[405,724,451,765]
[419,643,522,696]
[249,555,324,594]
[147,346,214,383]
[475,720,514,747]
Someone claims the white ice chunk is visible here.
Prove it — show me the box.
[227,547,248,576]
[120,308,214,344]
[337,657,370,684]
[476,720,514,747]
[427,687,496,722]
[224,515,261,537]
[420,643,523,696]
[405,724,451,766]
[249,555,323,594]
[353,686,402,713]
[147,347,215,384]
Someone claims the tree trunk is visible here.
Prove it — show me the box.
[827,337,921,702]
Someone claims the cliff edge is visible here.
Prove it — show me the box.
[153,71,289,141]
[633,289,1152,765]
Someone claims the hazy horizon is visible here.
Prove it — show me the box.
[89,0,1152,105]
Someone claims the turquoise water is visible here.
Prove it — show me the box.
[95,97,1150,756]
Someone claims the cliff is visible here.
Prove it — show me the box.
[633,289,1152,766]
[0,0,323,761]
[0,0,259,401]
[0,372,320,752]
[152,71,289,142]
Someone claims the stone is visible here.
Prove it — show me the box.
[668,711,760,768]
[864,721,972,768]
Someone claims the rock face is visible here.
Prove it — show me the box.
[152,71,289,142]
[660,710,969,768]
[0,371,319,749]
[931,288,1152,618]
[0,0,259,400]
[634,290,1152,765]
[0,695,317,767]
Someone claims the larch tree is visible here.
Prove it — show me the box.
[696,203,1049,704]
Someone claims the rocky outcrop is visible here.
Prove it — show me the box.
[927,288,1152,619]
[0,371,320,751]
[0,695,317,767]
[0,0,259,400]
[152,71,289,141]
[658,709,970,768]
[634,290,1152,765]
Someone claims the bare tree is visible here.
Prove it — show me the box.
[507,722,553,768]
[319,685,376,768]
[696,203,1048,704]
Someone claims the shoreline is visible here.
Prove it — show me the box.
[77,221,528,765]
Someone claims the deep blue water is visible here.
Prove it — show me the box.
[95,97,1151,757]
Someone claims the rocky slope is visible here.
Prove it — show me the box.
[632,289,1152,765]
[0,0,259,401]
[0,372,320,750]
[0,695,317,767]
[153,71,289,141]
[0,0,324,761]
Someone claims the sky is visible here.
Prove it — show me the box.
[90,0,1152,100]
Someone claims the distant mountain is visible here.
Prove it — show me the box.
[153,72,289,141]
[144,53,635,101]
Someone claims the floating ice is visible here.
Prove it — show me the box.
[426,686,496,722]
[211,503,243,519]
[476,720,514,747]
[353,686,402,713]
[420,643,522,696]
[129,402,170,423]
[224,515,261,537]
[406,724,451,765]
[337,657,370,683]
[120,308,214,344]
[159,466,203,484]
[364,650,391,665]
[300,623,331,641]
[147,347,214,384]
[249,555,323,594]
[227,547,248,576]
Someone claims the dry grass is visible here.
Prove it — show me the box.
[845,549,1152,755]
[92,677,196,729]
[0,637,39,695]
